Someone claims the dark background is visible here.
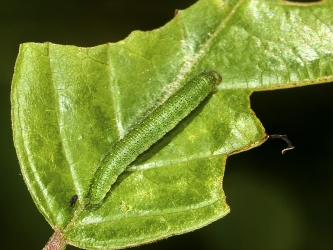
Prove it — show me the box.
[1,0,332,249]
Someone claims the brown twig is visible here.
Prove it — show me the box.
[268,134,294,154]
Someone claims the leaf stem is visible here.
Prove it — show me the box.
[43,229,67,250]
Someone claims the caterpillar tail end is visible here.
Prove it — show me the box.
[88,185,108,205]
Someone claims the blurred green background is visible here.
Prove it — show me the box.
[1,0,333,249]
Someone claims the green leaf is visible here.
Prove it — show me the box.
[11,0,333,249]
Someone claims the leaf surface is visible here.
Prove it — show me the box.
[11,0,333,249]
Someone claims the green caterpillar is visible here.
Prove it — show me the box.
[89,70,222,204]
